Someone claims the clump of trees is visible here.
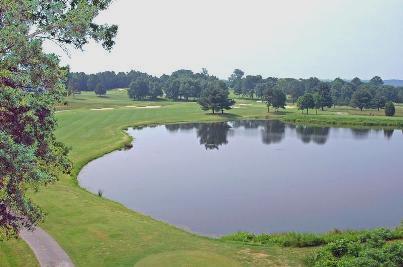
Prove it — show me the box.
[128,77,162,100]
[263,87,286,112]
[197,81,235,114]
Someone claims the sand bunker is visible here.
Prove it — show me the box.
[90,108,115,111]
[239,103,252,106]
[138,105,161,109]
[124,105,137,108]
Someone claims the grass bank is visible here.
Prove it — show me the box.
[1,89,402,266]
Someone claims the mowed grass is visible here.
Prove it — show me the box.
[0,238,39,267]
[1,89,402,266]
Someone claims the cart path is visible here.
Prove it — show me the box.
[20,227,74,267]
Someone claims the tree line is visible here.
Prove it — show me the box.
[68,69,403,115]
[228,69,402,115]
[68,69,235,113]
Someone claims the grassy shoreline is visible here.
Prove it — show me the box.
[1,90,403,266]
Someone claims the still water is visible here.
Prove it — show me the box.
[79,120,403,236]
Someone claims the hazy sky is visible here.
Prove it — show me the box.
[45,0,403,80]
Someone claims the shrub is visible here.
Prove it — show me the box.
[308,235,403,266]
[222,226,403,248]
[385,101,395,116]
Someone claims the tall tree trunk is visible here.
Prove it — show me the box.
[321,106,324,111]
[267,106,270,113]
[212,109,215,114]
[316,109,317,115]
[221,109,224,114]
[306,108,309,114]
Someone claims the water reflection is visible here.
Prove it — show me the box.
[296,125,330,145]
[80,120,403,236]
[384,129,394,139]
[351,128,370,139]
[261,120,286,145]
[197,123,231,150]
[166,120,334,149]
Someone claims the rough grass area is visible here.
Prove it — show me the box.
[0,238,39,267]
[222,226,403,248]
[1,89,402,266]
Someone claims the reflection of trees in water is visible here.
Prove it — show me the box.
[164,120,334,148]
[383,129,394,139]
[165,123,199,132]
[350,128,370,139]
[261,120,286,145]
[295,125,330,145]
[231,120,262,129]
[196,123,231,150]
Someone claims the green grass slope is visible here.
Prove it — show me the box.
[1,89,402,266]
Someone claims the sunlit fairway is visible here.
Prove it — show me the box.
[1,89,402,266]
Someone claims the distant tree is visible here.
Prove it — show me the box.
[330,78,345,106]
[94,83,107,96]
[369,76,384,86]
[379,85,399,102]
[385,102,395,116]
[296,93,315,114]
[398,89,403,103]
[339,83,355,105]
[350,88,372,111]
[301,77,321,92]
[313,92,321,114]
[128,79,149,100]
[198,81,235,114]
[271,88,286,111]
[278,78,303,103]
[242,75,262,98]
[372,92,386,111]
[87,75,99,91]
[149,81,163,100]
[165,79,181,100]
[263,87,274,112]
[316,82,333,110]
[255,83,267,99]
[228,69,244,95]
[351,77,363,88]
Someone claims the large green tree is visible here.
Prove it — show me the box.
[128,78,149,100]
[0,0,117,238]
[198,81,235,114]
[296,93,315,114]
[350,88,372,111]
[271,87,286,111]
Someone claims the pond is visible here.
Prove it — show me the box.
[78,120,403,236]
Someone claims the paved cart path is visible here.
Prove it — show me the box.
[20,227,74,267]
